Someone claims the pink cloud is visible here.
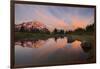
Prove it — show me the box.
[34,8,68,32]
[70,16,92,30]
[32,7,94,31]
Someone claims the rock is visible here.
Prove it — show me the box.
[81,41,92,52]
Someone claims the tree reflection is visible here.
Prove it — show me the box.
[15,37,81,49]
[81,41,93,53]
[15,37,93,56]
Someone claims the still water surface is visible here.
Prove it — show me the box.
[15,37,92,67]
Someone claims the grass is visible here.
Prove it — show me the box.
[69,34,95,41]
[15,32,95,42]
[15,32,66,40]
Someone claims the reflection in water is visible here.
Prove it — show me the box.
[81,41,92,52]
[15,40,46,48]
[15,37,93,67]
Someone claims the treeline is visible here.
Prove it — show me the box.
[52,23,94,35]
[15,26,50,34]
[67,23,95,35]
[16,23,95,35]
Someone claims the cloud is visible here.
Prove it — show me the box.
[33,7,68,32]
[69,16,94,31]
[15,4,94,31]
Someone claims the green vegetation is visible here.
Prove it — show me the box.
[15,23,95,41]
[15,32,66,40]
[15,23,96,63]
[66,24,95,35]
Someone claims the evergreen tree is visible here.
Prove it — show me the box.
[59,29,64,34]
[20,25,25,32]
[53,28,58,34]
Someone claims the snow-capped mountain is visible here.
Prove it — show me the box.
[15,21,49,32]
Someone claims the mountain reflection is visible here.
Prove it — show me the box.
[15,37,94,67]
[15,37,81,49]
[15,39,46,48]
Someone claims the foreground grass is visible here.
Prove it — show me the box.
[69,34,95,41]
[15,32,66,40]
[15,32,95,42]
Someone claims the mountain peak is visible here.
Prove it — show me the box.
[15,21,49,32]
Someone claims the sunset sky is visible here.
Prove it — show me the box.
[15,4,95,31]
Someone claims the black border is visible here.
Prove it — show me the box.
[11,1,96,68]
